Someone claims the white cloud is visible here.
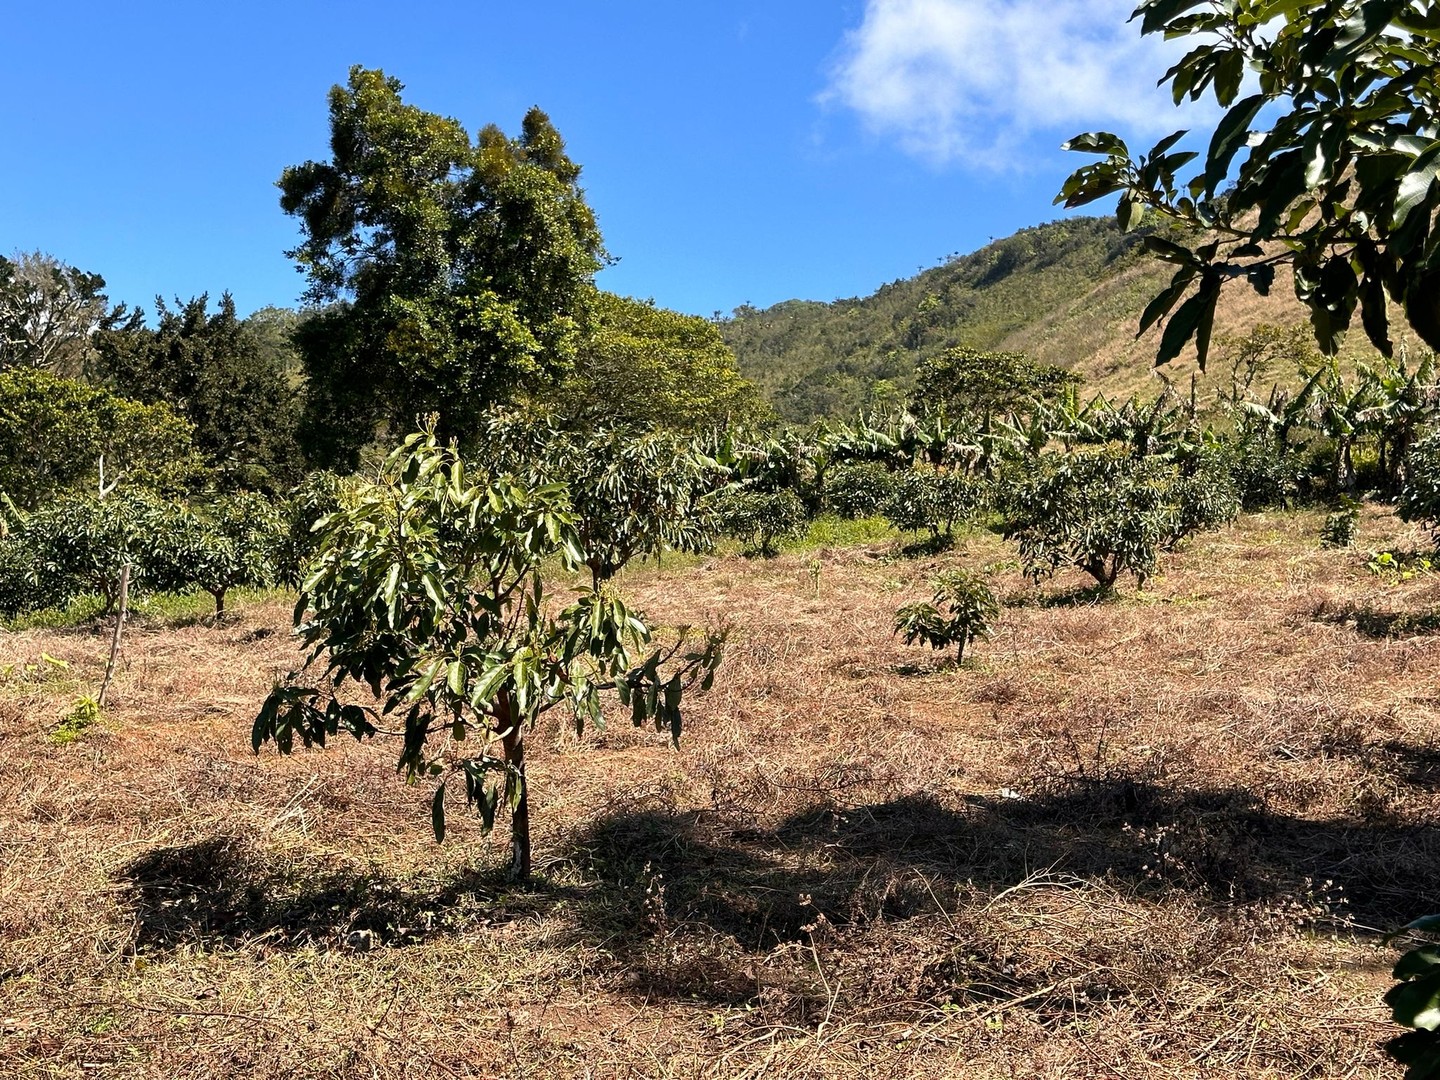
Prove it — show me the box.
[824,0,1212,168]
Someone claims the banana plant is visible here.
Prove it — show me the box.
[1311,365,1379,493]
[1361,352,1439,491]
[1230,364,1328,462]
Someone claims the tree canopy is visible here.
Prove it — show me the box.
[0,368,200,511]
[93,294,301,490]
[1058,0,1440,367]
[280,66,605,468]
[542,289,772,432]
[0,252,135,377]
[913,346,1081,417]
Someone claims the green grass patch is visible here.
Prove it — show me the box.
[2,586,294,632]
[785,514,899,551]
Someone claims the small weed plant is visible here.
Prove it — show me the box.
[52,695,101,746]
[1321,497,1361,548]
[1369,550,1434,583]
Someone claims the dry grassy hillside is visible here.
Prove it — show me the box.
[724,217,1426,419]
[4,508,1440,1077]
[998,261,1425,402]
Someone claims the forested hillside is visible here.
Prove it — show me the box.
[721,216,1411,422]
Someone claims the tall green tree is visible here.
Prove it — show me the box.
[1058,0,1440,367]
[94,294,301,490]
[542,290,772,432]
[0,252,136,377]
[279,67,605,469]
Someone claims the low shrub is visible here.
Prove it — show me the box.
[826,462,896,519]
[884,469,985,540]
[1001,447,1234,590]
[894,569,999,664]
[713,487,806,556]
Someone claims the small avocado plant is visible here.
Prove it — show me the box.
[893,569,998,665]
[1385,915,1440,1078]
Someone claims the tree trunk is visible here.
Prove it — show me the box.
[1337,439,1356,492]
[213,589,226,619]
[499,697,531,881]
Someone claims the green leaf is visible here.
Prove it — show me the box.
[1143,236,1201,266]
[1062,131,1129,156]
[1396,947,1440,980]
[1118,194,1146,231]
[1155,290,1207,367]
[1205,94,1266,196]
[1192,273,1221,370]
[446,658,467,696]
[1137,271,1196,338]
[1136,0,1210,36]
[1149,130,1189,157]
[408,657,444,702]
[431,783,446,843]
[1303,118,1346,189]
[1359,265,1394,357]
[1385,1029,1440,1078]
[1246,263,1276,296]
[1214,48,1244,106]
[1388,969,1440,1031]
[1392,142,1440,230]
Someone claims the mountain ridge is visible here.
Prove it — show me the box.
[719,215,1407,422]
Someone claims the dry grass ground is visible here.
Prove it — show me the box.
[4,507,1440,1078]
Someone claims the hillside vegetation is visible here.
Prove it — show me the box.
[721,217,1421,422]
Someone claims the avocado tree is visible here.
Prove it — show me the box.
[556,430,725,588]
[1001,449,1230,590]
[14,491,168,616]
[884,468,986,543]
[913,347,1080,418]
[1058,0,1440,365]
[712,487,807,556]
[159,493,286,618]
[479,416,726,588]
[253,431,723,880]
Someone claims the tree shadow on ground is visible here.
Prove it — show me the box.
[559,780,1440,952]
[117,779,1440,1007]
[1311,599,1440,639]
[898,533,957,557]
[118,834,570,953]
[1001,581,1117,608]
[1376,740,1440,791]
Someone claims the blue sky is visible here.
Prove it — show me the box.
[1,1,1207,319]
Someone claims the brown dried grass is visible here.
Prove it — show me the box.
[3,506,1438,1077]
